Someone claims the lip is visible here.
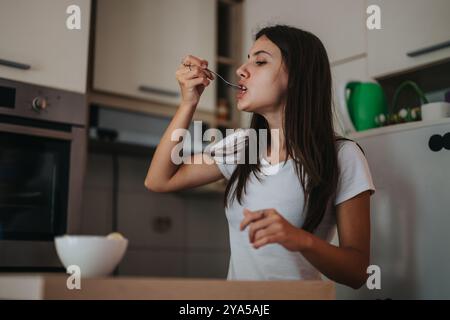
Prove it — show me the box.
[237,82,248,99]
[236,89,247,99]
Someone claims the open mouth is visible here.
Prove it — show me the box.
[237,86,248,98]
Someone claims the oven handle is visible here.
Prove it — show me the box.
[0,123,73,140]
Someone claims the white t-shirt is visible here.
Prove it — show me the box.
[213,131,376,281]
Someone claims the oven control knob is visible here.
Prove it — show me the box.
[32,97,48,112]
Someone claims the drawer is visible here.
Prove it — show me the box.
[117,192,186,248]
[184,195,229,250]
[118,247,185,277]
[186,249,230,279]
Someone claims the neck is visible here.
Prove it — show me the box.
[261,109,286,161]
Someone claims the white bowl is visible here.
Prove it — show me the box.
[54,235,128,278]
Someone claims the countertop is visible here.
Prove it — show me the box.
[0,274,335,300]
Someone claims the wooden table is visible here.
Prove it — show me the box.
[0,274,335,300]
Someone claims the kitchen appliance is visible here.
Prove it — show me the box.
[335,121,450,299]
[339,81,388,131]
[0,77,87,271]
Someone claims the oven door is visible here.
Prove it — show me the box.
[0,121,86,270]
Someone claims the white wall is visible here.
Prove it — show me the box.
[240,0,368,129]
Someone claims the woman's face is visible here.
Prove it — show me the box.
[235,35,289,114]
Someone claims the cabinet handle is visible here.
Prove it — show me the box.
[406,40,450,57]
[151,216,172,233]
[443,132,450,150]
[0,58,31,70]
[138,85,179,98]
[428,133,450,152]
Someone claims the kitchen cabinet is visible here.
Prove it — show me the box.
[0,0,91,93]
[367,0,450,78]
[184,194,230,278]
[82,151,229,278]
[118,248,186,277]
[117,193,186,249]
[81,153,114,235]
[93,0,217,112]
[243,0,366,64]
[185,195,229,251]
[337,121,450,299]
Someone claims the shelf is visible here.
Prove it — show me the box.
[88,138,156,157]
[215,0,243,131]
[347,117,450,140]
[217,56,237,66]
[88,90,216,124]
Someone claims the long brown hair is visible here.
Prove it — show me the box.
[224,25,342,233]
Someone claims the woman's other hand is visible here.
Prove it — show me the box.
[240,208,312,252]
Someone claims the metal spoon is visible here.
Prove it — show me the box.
[183,63,244,90]
[205,68,244,91]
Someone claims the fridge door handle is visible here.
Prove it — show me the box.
[429,133,450,152]
[443,132,450,151]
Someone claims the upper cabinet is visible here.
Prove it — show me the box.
[367,0,450,78]
[0,0,91,93]
[243,0,366,64]
[93,0,217,112]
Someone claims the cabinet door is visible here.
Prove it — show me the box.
[94,0,217,112]
[337,123,450,299]
[118,248,186,277]
[118,192,186,249]
[367,0,450,77]
[243,0,366,64]
[0,0,91,93]
[185,195,229,250]
[186,250,229,278]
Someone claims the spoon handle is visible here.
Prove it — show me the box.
[205,68,242,90]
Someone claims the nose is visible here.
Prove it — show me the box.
[236,63,249,79]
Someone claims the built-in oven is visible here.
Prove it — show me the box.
[0,78,87,271]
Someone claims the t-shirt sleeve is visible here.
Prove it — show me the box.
[216,161,237,180]
[334,141,376,205]
[210,129,249,180]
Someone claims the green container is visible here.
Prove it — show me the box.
[345,81,388,131]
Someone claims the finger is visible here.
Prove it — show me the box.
[201,67,214,80]
[253,234,279,249]
[248,216,275,243]
[240,209,258,230]
[253,223,279,243]
[182,66,213,81]
[182,55,208,69]
[184,77,210,89]
[176,66,191,76]
[240,209,264,231]
[191,65,214,80]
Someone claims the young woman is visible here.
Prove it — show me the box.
[145,25,375,289]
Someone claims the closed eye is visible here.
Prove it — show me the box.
[255,61,266,66]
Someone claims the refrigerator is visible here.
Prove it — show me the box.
[335,120,450,299]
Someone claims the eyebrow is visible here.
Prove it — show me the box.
[247,50,272,59]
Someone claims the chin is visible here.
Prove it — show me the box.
[237,100,257,113]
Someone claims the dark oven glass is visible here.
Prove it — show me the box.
[0,132,70,240]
